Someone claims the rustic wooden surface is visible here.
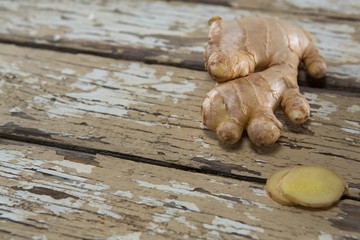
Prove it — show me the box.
[0,0,359,90]
[1,139,359,240]
[0,0,359,239]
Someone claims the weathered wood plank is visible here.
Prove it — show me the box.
[175,0,360,20]
[0,139,359,239]
[0,44,359,199]
[0,0,359,90]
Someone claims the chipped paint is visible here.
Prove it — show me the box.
[88,201,122,219]
[9,106,22,113]
[318,231,334,240]
[195,154,217,161]
[244,212,260,221]
[341,127,360,135]
[254,159,267,165]
[347,105,360,113]
[32,235,48,240]
[135,179,275,212]
[28,63,196,119]
[175,216,198,230]
[193,136,210,148]
[114,190,133,199]
[60,68,75,75]
[0,149,122,222]
[44,73,66,81]
[164,199,200,212]
[52,160,94,174]
[203,216,264,239]
[251,188,267,197]
[107,232,142,240]
[304,92,337,120]
[288,0,360,16]
[138,195,200,234]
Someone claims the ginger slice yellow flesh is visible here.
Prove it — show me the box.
[265,168,295,206]
[202,16,327,146]
[279,166,346,208]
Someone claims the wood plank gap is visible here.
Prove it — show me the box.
[0,39,198,69]
[1,40,358,93]
[0,133,268,185]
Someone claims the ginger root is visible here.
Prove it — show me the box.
[266,165,347,208]
[201,16,326,146]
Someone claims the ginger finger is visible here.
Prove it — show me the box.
[281,89,310,124]
[205,16,255,82]
[303,43,327,79]
[247,109,282,146]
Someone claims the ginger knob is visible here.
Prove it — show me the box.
[202,16,326,146]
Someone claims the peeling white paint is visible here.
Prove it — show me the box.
[193,136,210,148]
[304,93,337,120]
[195,154,217,161]
[45,73,66,81]
[341,127,360,135]
[107,232,142,240]
[176,216,198,230]
[164,199,200,212]
[0,205,37,222]
[252,202,273,212]
[138,196,163,207]
[138,196,199,234]
[81,68,109,81]
[204,216,264,239]
[36,62,197,119]
[251,188,267,197]
[347,105,360,113]
[52,160,94,174]
[88,201,122,219]
[61,68,76,75]
[136,179,254,211]
[345,120,360,128]
[209,179,242,188]
[0,149,122,222]
[288,0,360,16]
[114,190,133,199]
[244,212,260,221]
[318,231,334,240]
[9,106,22,113]
[32,235,48,240]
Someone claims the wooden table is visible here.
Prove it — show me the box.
[0,1,359,239]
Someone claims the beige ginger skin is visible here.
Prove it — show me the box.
[201,16,327,146]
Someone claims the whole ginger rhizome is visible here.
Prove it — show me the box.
[201,16,326,146]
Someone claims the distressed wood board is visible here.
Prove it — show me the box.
[0,139,359,239]
[173,0,360,20]
[0,0,359,90]
[0,44,359,199]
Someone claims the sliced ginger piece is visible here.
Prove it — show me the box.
[265,167,295,206]
[279,165,346,208]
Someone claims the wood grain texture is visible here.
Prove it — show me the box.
[0,0,359,90]
[0,43,359,199]
[0,139,359,239]
[174,0,360,20]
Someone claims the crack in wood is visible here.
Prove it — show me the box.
[0,133,267,185]
[330,203,360,233]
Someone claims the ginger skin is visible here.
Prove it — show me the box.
[202,16,327,146]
